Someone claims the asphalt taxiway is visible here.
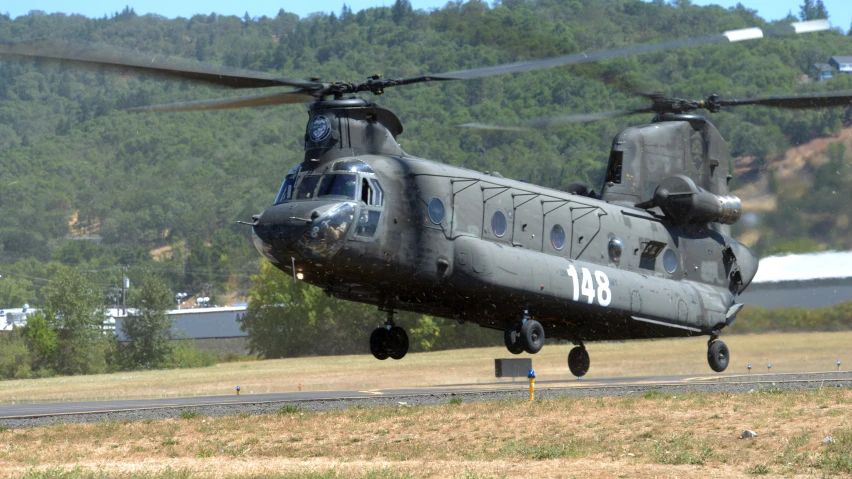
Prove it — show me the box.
[1,370,850,428]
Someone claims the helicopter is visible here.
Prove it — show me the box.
[2,18,848,376]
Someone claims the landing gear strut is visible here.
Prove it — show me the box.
[568,341,590,377]
[707,333,729,372]
[370,311,409,360]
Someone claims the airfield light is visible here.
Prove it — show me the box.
[748,364,752,373]
[838,361,842,371]
[296,272,304,280]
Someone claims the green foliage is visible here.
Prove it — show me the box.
[120,271,175,369]
[42,268,112,376]
[0,330,33,379]
[240,262,499,358]
[179,409,199,420]
[277,404,303,414]
[166,339,218,369]
[19,311,58,373]
[731,300,852,333]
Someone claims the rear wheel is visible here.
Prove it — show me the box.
[370,327,390,360]
[707,340,729,372]
[568,346,590,377]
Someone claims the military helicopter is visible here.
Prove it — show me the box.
[1,18,848,376]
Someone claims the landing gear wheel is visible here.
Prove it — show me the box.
[388,326,409,360]
[568,346,590,377]
[369,327,390,360]
[503,323,524,355]
[707,340,729,372]
[520,320,545,354]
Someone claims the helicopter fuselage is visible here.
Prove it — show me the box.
[252,150,756,343]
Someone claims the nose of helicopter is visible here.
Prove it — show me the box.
[729,241,759,294]
[251,201,357,263]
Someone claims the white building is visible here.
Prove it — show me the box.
[741,250,852,309]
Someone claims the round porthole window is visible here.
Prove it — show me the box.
[550,224,565,250]
[428,198,445,224]
[608,237,624,263]
[491,211,507,237]
[663,248,678,274]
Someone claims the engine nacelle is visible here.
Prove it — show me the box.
[645,175,742,225]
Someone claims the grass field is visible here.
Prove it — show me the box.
[2,387,851,478]
[0,331,850,404]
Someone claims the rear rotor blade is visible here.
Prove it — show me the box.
[0,40,319,91]
[406,20,829,83]
[127,91,315,113]
[459,108,650,131]
[717,91,852,109]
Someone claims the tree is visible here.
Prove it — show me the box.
[799,0,828,20]
[19,311,58,374]
[43,268,110,375]
[120,271,174,369]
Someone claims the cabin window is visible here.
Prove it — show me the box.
[333,159,375,174]
[606,150,623,184]
[361,178,384,206]
[295,175,321,199]
[491,211,507,238]
[355,210,382,237]
[551,224,565,250]
[608,237,624,262]
[317,173,358,200]
[663,248,678,274]
[428,198,445,224]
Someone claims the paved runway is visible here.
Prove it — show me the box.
[2,370,851,420]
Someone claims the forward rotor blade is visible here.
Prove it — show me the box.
[403,20,829,84]
[127,91,315,112]
[459,108,649,131]
[0,41,319,90]
[717,91,852,109]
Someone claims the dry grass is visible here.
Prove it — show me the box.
[2,388,851,478]
[1,331,850,404]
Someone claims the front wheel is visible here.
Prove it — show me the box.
[520,320,545,354]
[503,323,524,355]
[707,340,729,372]
[370,327,390,360]
[388,326,409,360]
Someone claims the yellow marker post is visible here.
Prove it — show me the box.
[528,368,535,401]
[236,385,241,396]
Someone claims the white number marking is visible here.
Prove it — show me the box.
[581,267,595,304]
[595,270,611,307]
[567,264,580,301]
[564,265,612,307]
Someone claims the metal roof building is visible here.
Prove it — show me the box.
[111,306,248,341]
[740,251,852,309]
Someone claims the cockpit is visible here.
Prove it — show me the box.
[273,158,385,239]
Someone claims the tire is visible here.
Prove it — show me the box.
[503,323,524,355]
[568,346,590,377]
[520,320,545,354]
[388,326,409,360]
[707,340,729,373]
[369,327,390,360]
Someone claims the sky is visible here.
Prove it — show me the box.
[4,1,851,31]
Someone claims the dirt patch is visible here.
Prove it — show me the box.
[67,210,101,237]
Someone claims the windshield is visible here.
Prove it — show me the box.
[274,164,302,204]
[296,175,321,200]
[317,173,358,200]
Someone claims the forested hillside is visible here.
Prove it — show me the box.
[0,0,851,307]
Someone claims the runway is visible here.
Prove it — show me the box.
[1,370,850,423]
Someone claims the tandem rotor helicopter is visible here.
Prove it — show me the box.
[2,17,850,376]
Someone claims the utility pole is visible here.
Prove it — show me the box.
[121,266,127,315]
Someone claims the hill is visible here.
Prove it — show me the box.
[0,1,851,305]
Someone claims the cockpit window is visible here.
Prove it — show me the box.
[295,175,321,200]
[274,165,303,204]
[332,159,374,174]
[317,173,358,200]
